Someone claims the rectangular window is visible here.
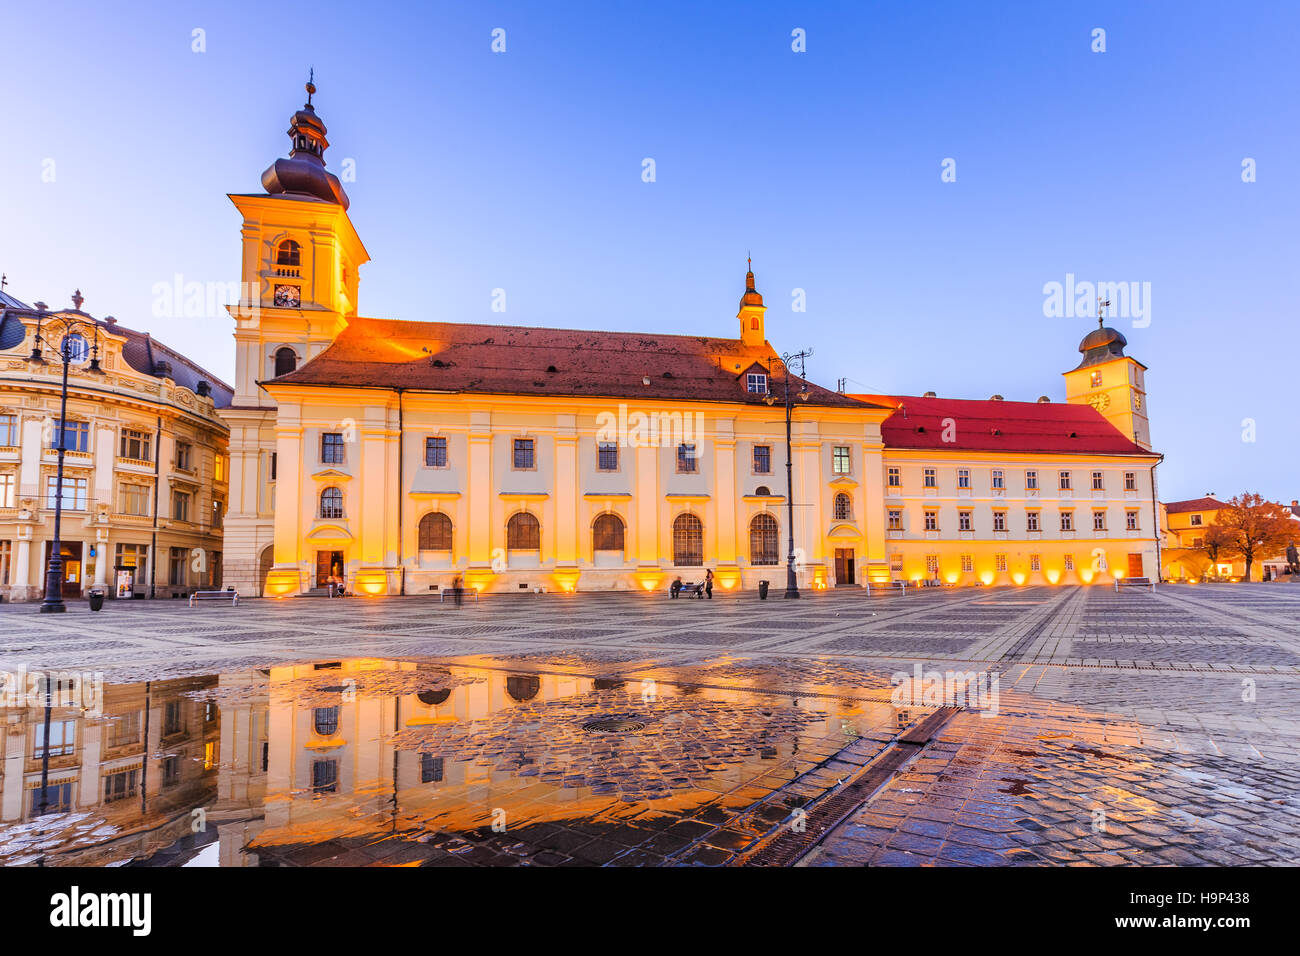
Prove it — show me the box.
[1064,554,1074,571]
[172,490,191,522]
[887,509,902,531]
[1093,510,1106,531]
[1126,510,1139,530]
[175,441,193,471]
[1092,471,1104,491]
[119,428,152,462]
[169,547,187,586]
[0,413,17,446]
[598,442,619,471]
[961,554,973,572]
[992,469,1005,490]
[677,443,698,473]
[925,554,939,575]
[0,473,14,508]
[424,436,447,467]
[1030,554,1041,572]
[212,499,224,530]
[115,543,147,573]
[887,466,901,488]
[889,553,903,572]
[49,421,89,452]
[269,452,277,481]
[1090,370,1102,388]
[1025,470,1038,490]
[993,511,1006,532]
[321,432,345,464]
[1190,514,1203,526]
[1124,471,1137,491]
[995,554,1007,572]
[109,710,142,748]
[118,482,150,516]
[163,700,183,737]
[923,510,938,531]
[746,372,768,394]
[420,753,445,784]
[1060,511,1074,531]
[0,540,9,585]
[958,510,972,531]
[103,769,140,804]
[1026,511,1040,532]
[214,453,226,482]
[1059,470,1072,490]
[44,475,87,510]
[832,446,851,475]
[513,438,535,470]
[752,445,771,474]
[34,719,76,758]
[923,468,937,488]
[957,468,971,489]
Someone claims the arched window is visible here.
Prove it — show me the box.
[505,675,541,702]
[592,513,625,552]
[274,347,297,377]
[672,513,704,567]
[275,240,301,266]
[750,513,779,566]
[417,512,452,550]
[320,487,343,519]
[506,512,540,550]
[313,706,339,737]
[61,333,88,363]
[834,492,852,521]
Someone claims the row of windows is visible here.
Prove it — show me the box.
[910,553,1078,574]
[33,475,222,525]
[890,466,1140,493]
[0,415,224,477]
[399,509,785,567]
[890,507,1141,532]
[320,432,833,478]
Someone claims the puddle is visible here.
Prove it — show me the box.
[0,657,916,866]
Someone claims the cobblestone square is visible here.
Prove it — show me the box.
[2,583,1298,866]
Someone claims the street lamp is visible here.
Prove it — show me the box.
[28,292,105,613]
[765,349,812,598]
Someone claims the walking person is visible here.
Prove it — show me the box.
[704,568,714,600]
[452,575,464,607]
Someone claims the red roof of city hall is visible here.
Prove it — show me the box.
[268,317,883,409]
[849,393,1155,456]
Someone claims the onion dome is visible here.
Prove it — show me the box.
[1074,316,1128,368]
[260,75,350,209]
[739,256,764,309]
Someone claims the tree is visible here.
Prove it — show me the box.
[1200,523,1237,569]
[1211,493,1300,582]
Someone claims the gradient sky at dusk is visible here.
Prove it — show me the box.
[2,0,1296,502]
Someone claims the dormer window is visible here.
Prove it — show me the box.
[746,373,767,394]
[1090,370,1102,388]
[276,240,301,266]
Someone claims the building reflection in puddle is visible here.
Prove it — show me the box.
[1,657,913,866]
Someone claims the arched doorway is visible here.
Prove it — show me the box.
[258,545,274,597]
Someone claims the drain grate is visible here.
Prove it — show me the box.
[582,717,647,733]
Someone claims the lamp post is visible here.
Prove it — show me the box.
[28,293,104,613]
[765,350,812,598]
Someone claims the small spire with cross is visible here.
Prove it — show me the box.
[1097,295,1111,328]
[306,67,316,105]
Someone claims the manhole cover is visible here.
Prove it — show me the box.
[582,718,647,733]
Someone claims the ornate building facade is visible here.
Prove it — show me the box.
[0,290,232,601]
[222,85,1163,597]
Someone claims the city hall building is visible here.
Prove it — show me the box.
[221,85,1163,597]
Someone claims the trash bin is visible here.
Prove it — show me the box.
[88,589,105,612]
[758,580,770,600]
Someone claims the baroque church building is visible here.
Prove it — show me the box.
[220,85,1162,597]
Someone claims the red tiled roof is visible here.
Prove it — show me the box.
[850,394,1155,456]
[1163,497,1226,514]
[270,317,883,409]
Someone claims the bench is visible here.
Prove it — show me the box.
[439,587,479,603]
[1115,576,1155,592]
[865,580,906,595]
[189,590,239,607]
[669,581,706,598]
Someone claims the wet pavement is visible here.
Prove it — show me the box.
[2,583,1298,866]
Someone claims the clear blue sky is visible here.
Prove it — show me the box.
[2,0,1296,503]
